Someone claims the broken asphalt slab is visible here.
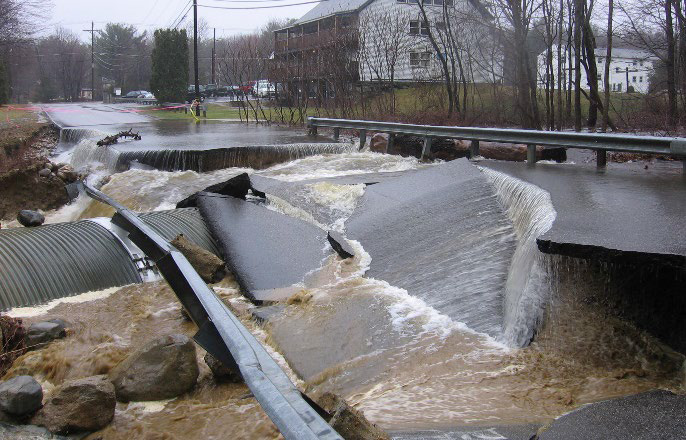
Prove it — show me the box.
[196,192,332,303]
[344,158,517,337]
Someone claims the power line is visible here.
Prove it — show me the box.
[173,4,194,29]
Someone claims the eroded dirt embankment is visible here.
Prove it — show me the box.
[0,124,69,223]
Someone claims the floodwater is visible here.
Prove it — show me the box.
[4,117,685,437]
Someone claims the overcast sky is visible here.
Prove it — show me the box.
[46,0,317,40]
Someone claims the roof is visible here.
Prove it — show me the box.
[294,0,371,25]
[595,47,658,60]
[287,0,491,27]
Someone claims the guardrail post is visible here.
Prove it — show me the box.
[333,127,340,140]
[527,144,536,165]
[359,129,366,149]
[387,133,395,154]
[597,150,607,168]
[421,136,432,161]
[470,140,480,158]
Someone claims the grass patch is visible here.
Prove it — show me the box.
[0,106,46,173]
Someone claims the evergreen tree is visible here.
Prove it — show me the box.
[150,29,188,103]
[0,57,8,105]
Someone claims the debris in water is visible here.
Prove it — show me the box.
[96,129,141,147]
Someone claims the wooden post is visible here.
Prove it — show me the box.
[470,140,480,158]
[387,133,395,154]
[527,144,536,164]
[597,150,607,167]
[333,127,340,140]
[421,136,433,161]
[359,129,367,149]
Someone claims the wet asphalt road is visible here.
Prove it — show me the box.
[481,160,686,266]
[45,102,330,149]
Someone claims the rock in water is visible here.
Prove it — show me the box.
[110,334,199,402]
[0,422,67,439]
[31,375,115,434]
[171,234,226,283]
[204,353,242,383]
[317,392,390,440]
[17,210,45,227]
[25,321,66,348]
[369,133,388,153]
[0,376,43,415]
[55,165,77,183]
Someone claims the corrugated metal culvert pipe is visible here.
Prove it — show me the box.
[0,208,219,311]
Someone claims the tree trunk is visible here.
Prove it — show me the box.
[602,0,613,131]
[665,0,678,126]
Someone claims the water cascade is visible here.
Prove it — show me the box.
[481,168,557,347]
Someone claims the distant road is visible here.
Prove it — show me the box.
[40,102,150,128]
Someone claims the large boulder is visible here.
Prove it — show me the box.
[369,133,388,153]
[17,210,45,227]
[25,321,66,348]
[171,234,226,283]
[0,376,43,416]
[110,334,199,402]
[31,375,115,434]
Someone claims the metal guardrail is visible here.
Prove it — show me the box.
[73,182,341,440]
[308,117,686,169]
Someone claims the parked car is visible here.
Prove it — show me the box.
[204,84,218,97]
[216,85,230,97]
[124,90,142,98]
[254,80,276,98]
[186,85,206,103]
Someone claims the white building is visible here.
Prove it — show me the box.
[537,46,659,94]
[272,0,498,96]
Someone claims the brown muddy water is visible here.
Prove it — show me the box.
[4,151,685,438]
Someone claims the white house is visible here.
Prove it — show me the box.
[537,46,659,94]
[272,0,498,96]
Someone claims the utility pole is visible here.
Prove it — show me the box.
[83,22,99,101]
[212,28,216,85]
[193,0,200,116]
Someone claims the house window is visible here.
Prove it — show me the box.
[633,60,638,66]
[632,76,636,82]
[598,57,603,63]
[409,20,429,36]
[617,83,622,91]
[423,0,433,4]
[434,0,444,5]
[397,0,407,3]
[410,51,431,67]
[639,76,643,82]
[597,74,602,80]
[436,21,446,30]
[640,61,644,66]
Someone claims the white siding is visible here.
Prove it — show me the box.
[357,0,499,83]
[537,46,657,94]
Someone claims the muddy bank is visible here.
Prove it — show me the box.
[0,125,70,222]
[3,280,282,439]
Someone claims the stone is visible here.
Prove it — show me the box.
[25,321,66,348]
[203,353,242,383]
[0,422,68,439]
[0,376,43,416]
[46,319,70,330]
[31,375,115,434]
[17,210,45,227]
[55,165,77,183]
[369,133,388,153]
[110,334,199,402]
[38,168,52,178]
[317,392,390,440]
[171,234,226,283]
